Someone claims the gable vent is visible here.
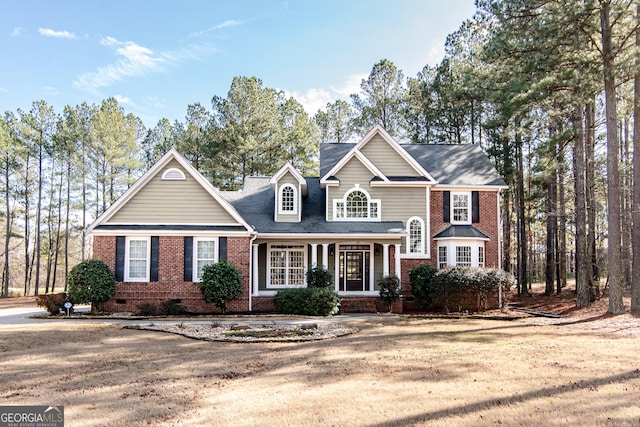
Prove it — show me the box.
[161,168,186,181]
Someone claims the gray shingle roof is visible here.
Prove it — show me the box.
[224,177,405,235]
[433,225,490,240]
[320,143,507,187]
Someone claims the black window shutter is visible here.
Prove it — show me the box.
[443,191,450,222]
[472,191,480,223]
[115,236,125,282]
[184,237,193,282]
[219,237,227,262]
[150,236,159,282]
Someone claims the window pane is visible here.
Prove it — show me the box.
[129,240,147,259]
[282,186,295,211]
[438,246,447,269]
[197,240,215,259]
[478,246,485,267]
[409,219,422,253]
[346,191,368,218]
[456,246,472,266]
[453,194,469,222]
[129,260,147,279]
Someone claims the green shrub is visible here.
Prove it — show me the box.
[136,302,159,316]
[67,259,116,312]
[431,267,514,312]
[306,266,333,288]
[273,287,341,316]
[378,275,401,312]
[159,299,187,315]
[36,292,67,315]
[409,264,437,309]
[198,261,243,313]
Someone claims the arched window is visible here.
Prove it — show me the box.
[346,190,368,218]
[333,186,381,221]
[407,217,424,254]
[279,184,297,214]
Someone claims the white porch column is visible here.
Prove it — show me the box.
[321,243,329,269]
[383,243,390,277]
[311,243,318,267]
[394,243,401,279]
[252,244,259,295]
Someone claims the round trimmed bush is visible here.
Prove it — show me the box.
[198,261,243,313]
[67,259,116,312]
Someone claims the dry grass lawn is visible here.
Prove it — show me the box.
[1,289,640,426]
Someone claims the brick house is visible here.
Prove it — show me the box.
[89,125,507,313]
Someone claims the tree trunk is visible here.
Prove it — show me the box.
[515,120,528,295]
[557,138,567,293]
[631,1,640,312]
[545,148,557,296]
[574,105,592,307]
[585,101,599,298]
[600,1,625,314]
[3,155,10,298]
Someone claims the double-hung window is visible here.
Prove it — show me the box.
[194,238,218,281]
[451,192,471,224]
[125,237,150,282]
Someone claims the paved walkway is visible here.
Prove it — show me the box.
[0,304,382,327]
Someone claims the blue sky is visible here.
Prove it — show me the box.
[1,0,477,128]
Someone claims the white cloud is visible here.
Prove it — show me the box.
[11,27,23,37]
[74,37,167,91]
[0,87,7,93]
[38,28,78,39]
[114,94,133,105]
[285,88,332,115]
[144,96,165,109]
[423,42,445,67]
[330,73,367,97]
[73,36,216,92]
[189,19,244,38]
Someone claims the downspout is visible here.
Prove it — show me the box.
[249,232,257,313]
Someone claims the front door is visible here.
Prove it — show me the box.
[339,245,370,292]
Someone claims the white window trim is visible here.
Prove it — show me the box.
[161,167,186,180]
[438,246,448,269]
[266,243,308,289]
[124,236,151,282]
[436,240,486,268]
[278,184,298,215]
[406,216,425,256]
[451,191,472,225]
[192,237,219,282]
[332,185,381,221]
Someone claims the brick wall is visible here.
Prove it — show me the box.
[430,190,500,268]
[94,235,251,313]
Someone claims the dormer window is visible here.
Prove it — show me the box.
[278,184,297,214]
[334,186,381,221]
